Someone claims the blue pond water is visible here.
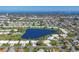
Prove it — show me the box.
[21,28,57,39]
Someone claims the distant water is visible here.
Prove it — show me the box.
[0,6,79,14]
[0,11,79,14]
[21,28,57,39]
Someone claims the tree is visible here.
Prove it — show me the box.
[59,18,64,22]
[36,40,45,46]
[67,32,75,37]
[50,40,57,46]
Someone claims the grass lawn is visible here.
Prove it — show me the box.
[26,43,32,46]
[14,44,21,47]
[23,47,29,52]
[50,40,58,46]
[2,44,10,46]
[32,47,53,52]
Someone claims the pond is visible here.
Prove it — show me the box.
[21,28,57,39]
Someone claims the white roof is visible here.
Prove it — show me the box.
[32,43,37,46]
[31,40,38,43]
[20,41,29,44]
[47,36,54,40]
[60,34,67,38]
[60,28,68,34]
[9,41,19,44]
[0,40,8,44]
[37,49,44,52]
[46,44,52,47]
[47,34,59,40]
[43,40,50,44]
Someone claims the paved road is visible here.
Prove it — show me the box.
[7,47,16,52]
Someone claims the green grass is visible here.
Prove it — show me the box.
[0,27,27,40]
[14,44,21,47]
[50,40,57,46]
[23,47,29,52]
[59,42,64,46]
[67,31,76,37]
[32,47,44,52]
[0,34,26,40]
[59,18,64,22]
[26,43,32,46]
[2,44,10,46]
[32,47,52,52]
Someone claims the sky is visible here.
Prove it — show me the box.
[0,6,79,13]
